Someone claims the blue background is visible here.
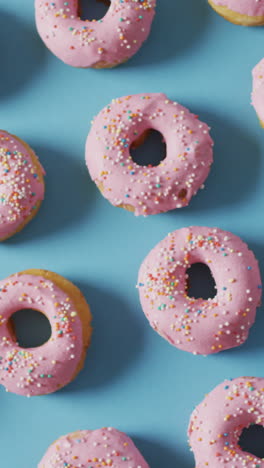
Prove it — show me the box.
[0,0,264,466]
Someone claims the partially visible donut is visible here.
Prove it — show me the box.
[189,376,264,467]
[0,130,45,241]
[38,427,150,468]
[208,0,264,26]
[86,93,213,216]
[252,58,264,127]
[0,269,92,396]
[35,0,156,68]
[137,226,262,354]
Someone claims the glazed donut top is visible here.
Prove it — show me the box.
[86,93,213,216]
[252,58,264,122]
[137,227,262,354]
[189,376,264,468]
[35,0,156,68]
[0,272,83,396]
[211,0,264,16]
[0,131,45,240]
[38,427,150,468]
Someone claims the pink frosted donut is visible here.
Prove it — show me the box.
[189,376,264,467]
[137,227,262,355]
[208,0,264,25]
[252,58,264,127]
[0,130,45,241]
[35,0,156,68]
[0,269,92,397]
[38,427,150,468]
[86,93,213,216]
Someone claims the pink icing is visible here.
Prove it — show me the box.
[252,58,264,123]
[189,376,264,467]
[38,427,150,468]
[0,131,45,240]
[86,93,213,216]
[137,227,262,355]
[212,0,264,16]
[35,0,156,68]
[0,273,84,396]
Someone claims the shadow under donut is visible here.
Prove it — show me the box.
[0,9,46,99]
[132,435,192,468]
[59,281,145,392]
[5,143,95,243]
[124,0,211,68]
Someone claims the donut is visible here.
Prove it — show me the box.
[208,0,264,26]
[85,93,213,216]
[35,0,156,69]
[0,130,45,241]
[137,226,262,355]
[38,427,149,468]
[0,269,92,396]
[189,376,264,467]
[252,58,264,128]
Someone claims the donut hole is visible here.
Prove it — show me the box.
[9,309,52,348]
[79,0,111,21]
[239,424,264,459]
[130,129,166,167]
[186,263,216,300]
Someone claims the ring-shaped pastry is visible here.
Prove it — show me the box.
[0,130,45,241]
[208,0,264,26]
[0,269,92,396]
[86,93,213,216]
[189,376,264,467]
[35,0,156,68]
[38,427,150,468]
[137,226,262,354]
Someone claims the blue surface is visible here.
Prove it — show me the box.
[0,0,264,466]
